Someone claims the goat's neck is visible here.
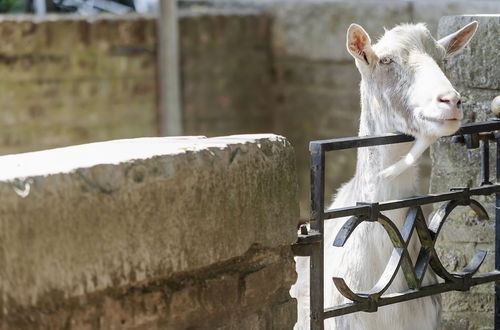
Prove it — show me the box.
[353,82,419,203]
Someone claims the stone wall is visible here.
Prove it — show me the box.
[0,14,158,155]
[0,11,275,156]
[431,15,499,330]
[180,11,275,137]
[0,134,299,329]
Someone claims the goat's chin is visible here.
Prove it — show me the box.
[414,106,463,137]
[418,118,461,137]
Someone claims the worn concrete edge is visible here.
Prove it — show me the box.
[0,134,283,181]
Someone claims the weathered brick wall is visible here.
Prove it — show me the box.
[0,134,299,329]
[0,12,275,148]
[431,15,499,330]
[0,14,158,155]
[180,12,274,137]
[0,11,275,151]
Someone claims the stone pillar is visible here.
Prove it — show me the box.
[431,15,499,330]
[0,134,299,329]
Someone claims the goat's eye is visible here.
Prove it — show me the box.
[380,57,393,65]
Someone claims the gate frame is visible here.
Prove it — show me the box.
[293,120,500,329]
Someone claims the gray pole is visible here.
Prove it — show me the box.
[33,0,46,15]
[157,0,183,136]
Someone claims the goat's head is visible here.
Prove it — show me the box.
[346,21,478,138]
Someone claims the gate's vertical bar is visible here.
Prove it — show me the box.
[480,136,491,185]
[310,143,325,329]
[495,132,500,329]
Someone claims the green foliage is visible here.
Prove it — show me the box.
[0,0,24,13]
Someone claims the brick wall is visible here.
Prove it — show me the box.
[0,14,158,155]
[180,12,274,137]
[0,11,275,152]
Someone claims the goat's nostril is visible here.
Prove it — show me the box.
[437,92,460,106]
[457,99,462,107]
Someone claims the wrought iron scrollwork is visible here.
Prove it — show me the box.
[295,120,500,328]
[331,196,489,308]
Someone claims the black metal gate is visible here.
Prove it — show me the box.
[293,120,500,329]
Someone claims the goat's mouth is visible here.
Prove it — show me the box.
[419,115,461,124]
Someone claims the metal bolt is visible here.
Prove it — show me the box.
[300,225,308,235]
[451,135,465,144]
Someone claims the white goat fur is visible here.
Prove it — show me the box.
[292,21,478,330]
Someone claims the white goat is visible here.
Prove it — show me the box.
[292,21,479,330]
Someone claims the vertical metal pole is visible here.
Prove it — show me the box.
[33,0,46,15]
[157,0,183,136]
[310,143,325,329]
[495,132,500,329]
[480,136,491,185]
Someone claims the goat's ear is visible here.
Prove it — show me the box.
[438,21,478,57]
[346,24,377,66]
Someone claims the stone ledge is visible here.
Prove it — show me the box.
[0,134,299,312]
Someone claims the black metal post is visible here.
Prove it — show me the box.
[310,144,325,329]
[495,132,500,329]
[480,136,492,185]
